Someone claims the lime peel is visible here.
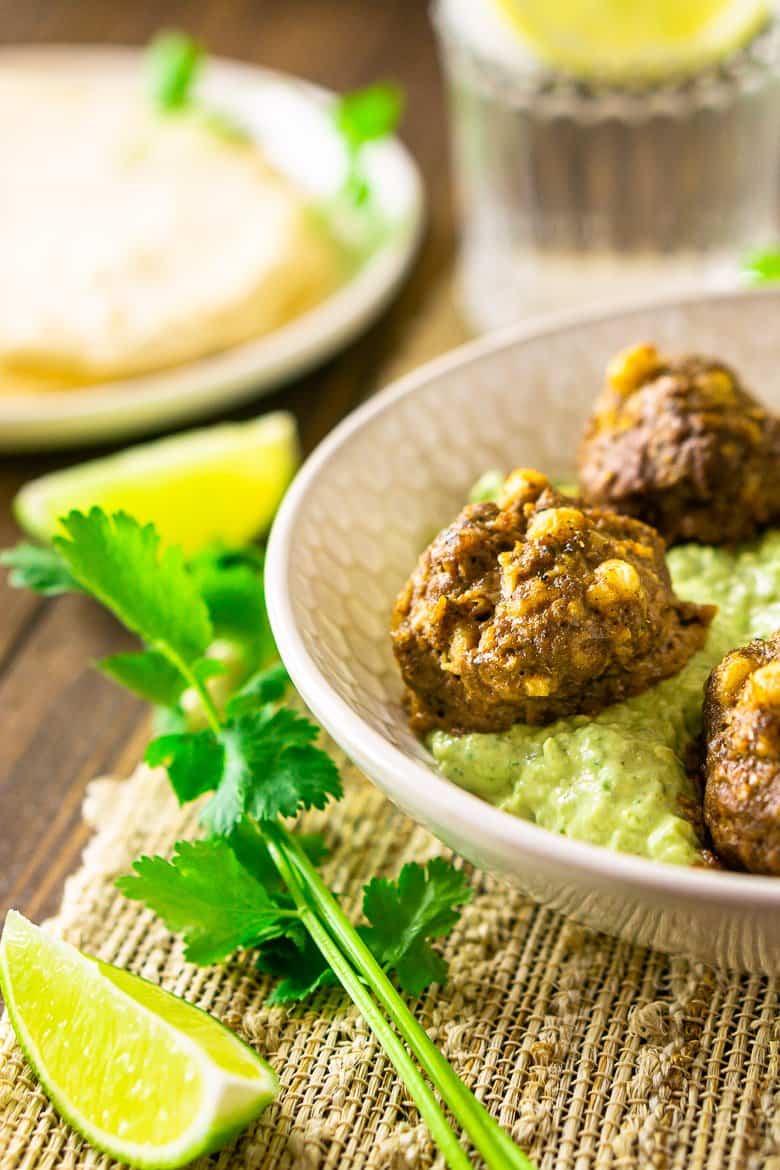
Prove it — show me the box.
[0,911,277,1169]
[13,411,299,558]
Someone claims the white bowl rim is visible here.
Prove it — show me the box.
[267,282,780,909]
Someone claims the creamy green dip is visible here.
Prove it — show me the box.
[429,530,780,866]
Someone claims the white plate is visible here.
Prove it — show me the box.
[266,285,780,974]
[0,46,424,451]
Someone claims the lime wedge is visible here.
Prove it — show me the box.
[493,0,770,81]
[0,912,277,1168]
[14,412,299,557]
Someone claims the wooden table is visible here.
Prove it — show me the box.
[0,0,453,924]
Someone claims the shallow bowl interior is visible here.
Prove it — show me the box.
[267,287,780,972]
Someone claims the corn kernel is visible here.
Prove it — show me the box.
[442,624,475,673]
[748,661,780,706]
[527,507,585,543]
[587,559,642,608]
[704,369,735,404]
[498,547,523,596]
[498,468,550,510]
[715,654,753,702]
[621,539,655,560]
[505,578,550,614]
[606,343,661,395]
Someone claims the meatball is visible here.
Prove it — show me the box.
[704,632,780,875]
[578,344,780,545]
[391,469,714,734]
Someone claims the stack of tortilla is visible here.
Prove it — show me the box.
[0,68,343,394]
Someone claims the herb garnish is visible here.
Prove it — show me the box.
[146,31,403,211]
[145,30,251,142]
[743,248,780,284]
[0,542,81,596]
[333,82,405,207]
[4,510,535,1170]
[147,30,204,112]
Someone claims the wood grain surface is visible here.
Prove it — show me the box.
[0,0,453,923]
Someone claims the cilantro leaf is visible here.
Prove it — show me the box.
[744,248,780,284]
[468,469,504,505]
[55,510,212,673]
[224,817,282,889]
[193,657,228,686]
[226,818,327,896]
[257,934,337,1005]
[199,728,251,835]
[152,703,188,736]
[253,743,342,819]
[117,838,297,965]
[361,859,472,996]
[334,83,404,153]
[205,709,342,833]
[148,708,340,832]
[146,34,251,157]
[333,82,404,210]
[259,859,471,1004]
[98,650,185,707]
[145,730,223,804]
[226,661,290,717]
[190,544,275,665]
[147,31,203,111]
[0,543,82,596]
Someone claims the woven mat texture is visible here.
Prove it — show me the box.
[2,281,779,1170]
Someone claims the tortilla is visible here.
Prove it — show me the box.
[0,69,343,392]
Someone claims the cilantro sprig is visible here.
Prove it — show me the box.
[0,543,82,596]
[333,82,404,208]
[3,510,535,1170]
[118,838,300,965]
[143,25,405,265]
[146,30,250,142]
[744,248,780,284]
[147,31,204,111]
[145,30,404,212]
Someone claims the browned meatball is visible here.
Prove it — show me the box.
[391,469,714,734]
[704,632,780,875]
[578,344,780,545]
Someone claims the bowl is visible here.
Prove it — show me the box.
[266,285,780,972]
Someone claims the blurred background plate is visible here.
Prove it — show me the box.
[0,45,424,452]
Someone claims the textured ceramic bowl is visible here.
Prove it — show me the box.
[266,286,780,973]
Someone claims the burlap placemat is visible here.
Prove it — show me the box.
[2,280,778,1170]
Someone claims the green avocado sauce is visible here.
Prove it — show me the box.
[429,530,780,867]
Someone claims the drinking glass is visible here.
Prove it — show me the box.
[433,1,780,330]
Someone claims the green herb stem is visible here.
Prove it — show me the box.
[280,831,534,1170]
[183,666,223,738]
[263,825,474,1170]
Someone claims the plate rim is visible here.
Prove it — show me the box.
[266,281,780,908]
[0,44,424,449]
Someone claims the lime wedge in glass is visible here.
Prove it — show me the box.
[0,912,278,1169]
[493,0,770,81]
[14,412,299,557]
